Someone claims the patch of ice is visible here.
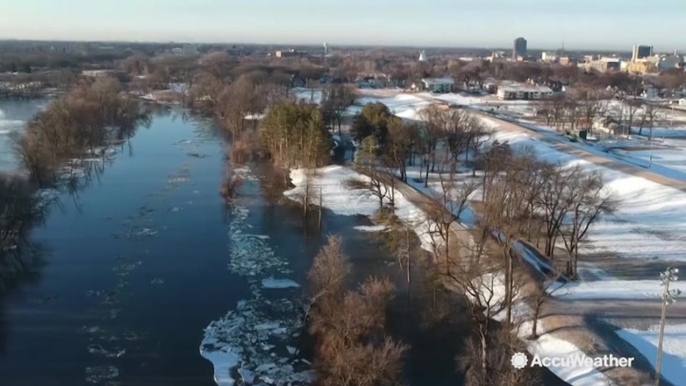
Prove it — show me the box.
[201,166,311,386]
[262,277,301,289]
[354,225,387,232]
[85,366,120,384]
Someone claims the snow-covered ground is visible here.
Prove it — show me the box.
[485,129,686,262]
[521,317,613,386]
[291,88,323,105]
[617,324,686,386]
[550,279,686,300]
[354,94,432,121]
[284,165,436,252]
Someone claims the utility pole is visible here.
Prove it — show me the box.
[655,267,681,386]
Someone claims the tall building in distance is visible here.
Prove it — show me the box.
[513,37,527,59]
[632,45,653,61]
[323,42,329,55]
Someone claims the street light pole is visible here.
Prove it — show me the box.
[655,267,681,386]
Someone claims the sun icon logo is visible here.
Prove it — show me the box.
[511,352,528,369]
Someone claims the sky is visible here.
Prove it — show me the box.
[0,0,684,51]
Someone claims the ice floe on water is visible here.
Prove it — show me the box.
[87,344,126,358]
[85,365,120,384]
[354,225,387,232]
[262,277,301,289]
[201,168,313,386]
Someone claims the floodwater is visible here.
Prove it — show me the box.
[0,98,49,171]
[0,102,567,385]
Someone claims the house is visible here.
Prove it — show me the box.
[421,78,454,93]
[497,83,553,100]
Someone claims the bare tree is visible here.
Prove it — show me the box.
[638,103,660,137]
[307,237,408,386]
[385,119,414,183]
[351,136,389,209]
[322,84,356,135]
[538,163,576,259]
[559,171,618,279]
[425,159,480,275]
[529,273,565,339]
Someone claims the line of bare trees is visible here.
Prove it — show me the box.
[537,87,666,139]
[11,77,145,185]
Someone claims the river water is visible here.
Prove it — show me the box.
[0,102,566,385]
[0,98,49,172]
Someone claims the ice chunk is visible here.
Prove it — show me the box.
[261,277,300,289]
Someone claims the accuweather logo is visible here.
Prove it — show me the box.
[511,352,635,369]
[511,352,528,369]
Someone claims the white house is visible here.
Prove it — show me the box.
[421,78,454,93]
[497,83,553,100]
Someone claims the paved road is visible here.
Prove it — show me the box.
[477,110,686,192]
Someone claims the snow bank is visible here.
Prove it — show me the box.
[522,319,611,386]
[478,274,613,386]
[549,280,686,300]
[617,324,686,386]
[632,126,686,138]
[484,129,686,262]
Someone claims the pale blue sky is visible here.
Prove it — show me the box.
[0,0,683,51]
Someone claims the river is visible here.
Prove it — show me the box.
[0,101,567,385]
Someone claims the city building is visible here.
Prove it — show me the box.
[541,52,558,62]
[657,55,682,71]
[513,37,527,59]
[421,78,454,93]
[632,45,654,61]
[323,43,329,55]
[558,56,572,66]
[497,83,553,100]
[626,60,657,74]
[275,49,300,58]
[583,57,621,73]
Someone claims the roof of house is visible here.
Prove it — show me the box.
[498,84,553,93]
[422,77,455,85]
